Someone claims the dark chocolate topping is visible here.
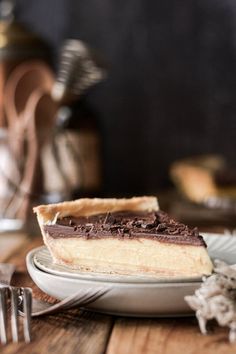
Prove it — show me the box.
[44,210,206,247]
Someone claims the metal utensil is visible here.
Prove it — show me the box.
[2,62,56,220]
[0,263,109,344]
[52,39,106,104]
[20,287,109,317]
[0,264,32,344]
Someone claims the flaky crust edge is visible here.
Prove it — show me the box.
[33,196,159,225]
[33,197,159,253]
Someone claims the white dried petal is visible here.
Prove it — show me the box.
[185,260,236,343]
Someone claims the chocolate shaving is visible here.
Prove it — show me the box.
[103,212,110,225]
[44,210,206,246]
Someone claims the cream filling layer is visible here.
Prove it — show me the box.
[44,235,213,277]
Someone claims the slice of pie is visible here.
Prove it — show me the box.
[170,155,236,203]
[33,196,213,278]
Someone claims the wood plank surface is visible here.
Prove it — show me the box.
[106,318,236,354]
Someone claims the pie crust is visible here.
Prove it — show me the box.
[34,196,213,278]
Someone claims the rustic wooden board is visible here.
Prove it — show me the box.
[106,317,236,354]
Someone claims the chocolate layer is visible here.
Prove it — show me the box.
[44,210,206,246]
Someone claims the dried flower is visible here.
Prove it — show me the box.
[185,260,236,343]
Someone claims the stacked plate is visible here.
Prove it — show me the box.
[26,233,236,317]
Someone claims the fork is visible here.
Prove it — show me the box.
[19,287,109,317]
[0,286,32,344]
[0,263,109,343]
[0,263,32,344]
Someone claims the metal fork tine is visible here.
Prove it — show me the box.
[61,290,101,310]
[22,288,32,343]
[80,289,108,306]
[10,287,19,343]
[0,288,8,345]
[63,289,108,310]
[37,291,93,314]
[29,288,110,317]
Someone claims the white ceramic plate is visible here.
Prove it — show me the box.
[26,233,236,317]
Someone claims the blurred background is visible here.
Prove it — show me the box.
[15,0,236,192]
[1,0,236,230]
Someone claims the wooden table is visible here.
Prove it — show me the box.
[1,232,236,354]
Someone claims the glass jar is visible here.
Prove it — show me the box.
[0,128,25,231]
[41,99,102,201]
